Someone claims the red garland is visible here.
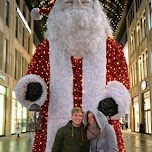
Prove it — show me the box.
[106,37,130,152]
[108,120,126,152]
[71,57,83,107]
[27,39,50,152]
[106,37,130,90]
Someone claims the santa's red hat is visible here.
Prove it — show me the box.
[31,0,56,20]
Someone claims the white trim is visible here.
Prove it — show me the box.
[15,74,47,108]
[105,81,131,120]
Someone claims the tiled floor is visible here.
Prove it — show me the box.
[123,130,152,152]
[0,133,33,152]
[0,130,152,152]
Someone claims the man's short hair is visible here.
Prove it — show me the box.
[71,107,84,115]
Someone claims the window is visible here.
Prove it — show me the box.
[136,0,143,12]
[23,3,26,19]
[21,57,24,77]
[16,0,20,7]
[14,49,17,79]
[142,11,146,40]
[145,51,148,77]
[148,1,152,29]
[137,22,141,46]
[16,16,18,38]
[128,4,134,26]
[0,85,6,136]
[130,62,137,87]
[3,38,8,73]
[14,49,21,80]
[130,29,136,55]
[138,51,148,81]
[5,1,10,27]
[22,28,25,46]
[28,13,31,27]
[18,51,22,79]
[28,36,30,54]
[22,58,28,76]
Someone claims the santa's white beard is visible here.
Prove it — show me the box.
[47,7,110,58]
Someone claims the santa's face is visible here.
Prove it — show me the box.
[47,0,111,58]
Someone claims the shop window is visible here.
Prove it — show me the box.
[11,91,27,134]
[143,91,151,134]
[0,85,6,136]
[133,96,139,132]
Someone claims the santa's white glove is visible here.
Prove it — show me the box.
[98,81,131,120]
[15,74,47,108]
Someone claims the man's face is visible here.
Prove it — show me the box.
[72,112,83,127]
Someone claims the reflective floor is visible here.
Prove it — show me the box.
[0,133,33,152]
[123,130,152,152]
[0,130,152,152]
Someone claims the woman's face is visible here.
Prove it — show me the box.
[88,112,95,125]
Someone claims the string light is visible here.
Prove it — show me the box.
[109,120,126,152]
[106,37,130,152]
[71,57,83,107]
[27,39,50,152]
[28,37,130,152]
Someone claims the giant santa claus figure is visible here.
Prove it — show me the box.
[15,0,130,152]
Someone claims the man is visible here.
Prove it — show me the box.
[52,107,90,152]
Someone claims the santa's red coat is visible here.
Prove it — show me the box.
[27,37,130,152]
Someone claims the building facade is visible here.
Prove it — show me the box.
[0,0,36,136]
[127,0,152,134]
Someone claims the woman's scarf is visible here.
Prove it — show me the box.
[87,123,101,140]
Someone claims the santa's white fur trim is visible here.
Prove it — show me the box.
[105,81,131,120]
[31,8,42,20]
[82,37,107,111]
[15,74,47,108]
[46,42,73,152]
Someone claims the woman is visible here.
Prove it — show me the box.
[16,122,21,140]
[85,110,118,152]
